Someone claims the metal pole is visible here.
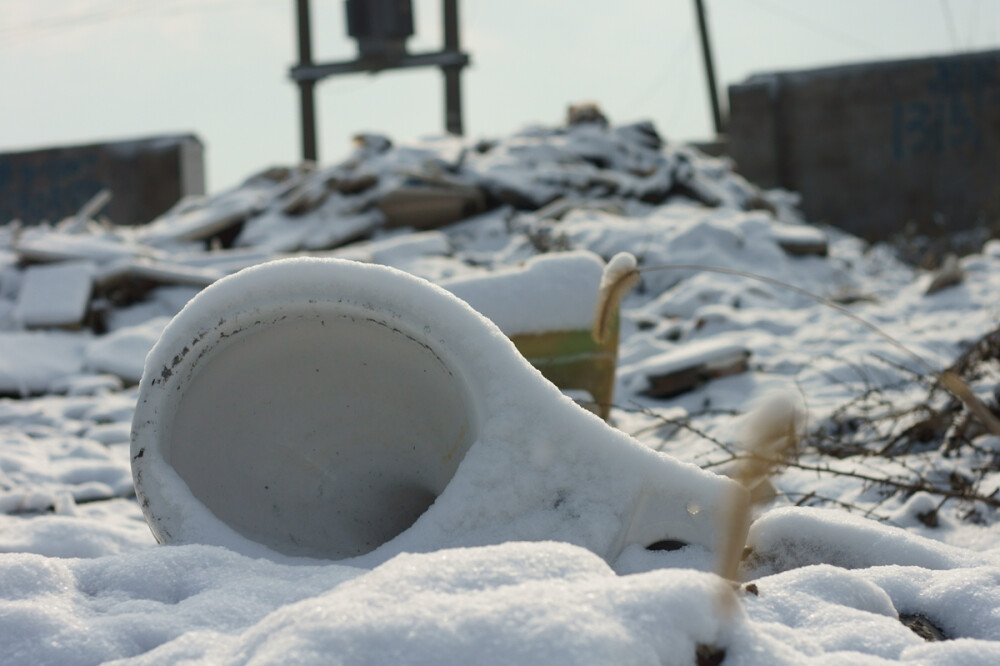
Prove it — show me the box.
[693,0,723,135]
[442,0,464,135]
[296,0,318,162]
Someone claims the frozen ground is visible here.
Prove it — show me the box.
[2,119,1000,664]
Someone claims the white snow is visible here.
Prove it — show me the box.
[84,317,169,384]
[1,118,1000,664]
[442,250,605,334]
[0,330,90,395]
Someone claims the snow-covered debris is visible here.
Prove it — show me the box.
[12,226,150,264]
[767,220,829,256]
[93,256,221,292]
[745,506,991,574]
[442,250,604,335]
[0,116,799,393]
[620,339,751,398]
[2,114,1000,664]
[136,187,268,247]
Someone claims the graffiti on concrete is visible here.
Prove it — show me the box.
[892,59,1000,160]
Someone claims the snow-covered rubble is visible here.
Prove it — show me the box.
[0,118,796,397]
[2,116,1000,664]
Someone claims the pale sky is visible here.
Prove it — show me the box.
[2,0,998,193]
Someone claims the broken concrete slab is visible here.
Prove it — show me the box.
[769,222,829,257]
[91,258,222,307]
[378,183,486,230]
[94,257,221,291]
[14,261,95,328]
[525,197,626,224]
[13,228,149,265]
[623,339,751,399]
[169,247,275,275]
[138,190,266,246]
[281,172,378,215]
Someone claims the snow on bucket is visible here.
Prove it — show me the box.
[131,257,747,564]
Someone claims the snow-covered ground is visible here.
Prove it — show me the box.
[2,119,1000,664]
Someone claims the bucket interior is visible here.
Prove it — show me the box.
[163,307,478,559]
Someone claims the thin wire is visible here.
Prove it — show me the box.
[741,0,884,56]
[966,0,979,47]
[627,33,696,113]
[0,0,267,43]
[939,0,959,49]
[665,52,696,130]
[0,1,181,36]
[636,263,939,375]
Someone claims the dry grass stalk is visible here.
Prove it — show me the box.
[592,252,640,344]
[632,262,1000,439]
[591,257,999,613]
[715,393,802,616]
[940,370,1000,438]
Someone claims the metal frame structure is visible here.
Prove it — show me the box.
[292,0,470,163]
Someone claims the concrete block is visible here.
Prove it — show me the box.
[15,261,94,328]
[728,50,1000,240]
[0,134,205,226]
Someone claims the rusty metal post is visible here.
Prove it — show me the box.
[442,0,464,135]
[296,0,318,162]
[694,0,724,135]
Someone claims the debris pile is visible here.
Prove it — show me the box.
[1,114,832,397]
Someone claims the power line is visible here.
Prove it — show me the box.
[967,0,979,47]
[0,0,271,44]
[939,0,959,49]
[627,33,695,112]
[0,1,181,36]
[741,0,885,57]
[665,61,696,132]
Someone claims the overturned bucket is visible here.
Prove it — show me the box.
[131,257,747,564]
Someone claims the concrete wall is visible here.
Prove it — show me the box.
[0,134,205,226]
[728,49,1000,241]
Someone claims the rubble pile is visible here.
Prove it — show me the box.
[0,116,829,397]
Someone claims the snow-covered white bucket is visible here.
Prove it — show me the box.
[131,257,747,564]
